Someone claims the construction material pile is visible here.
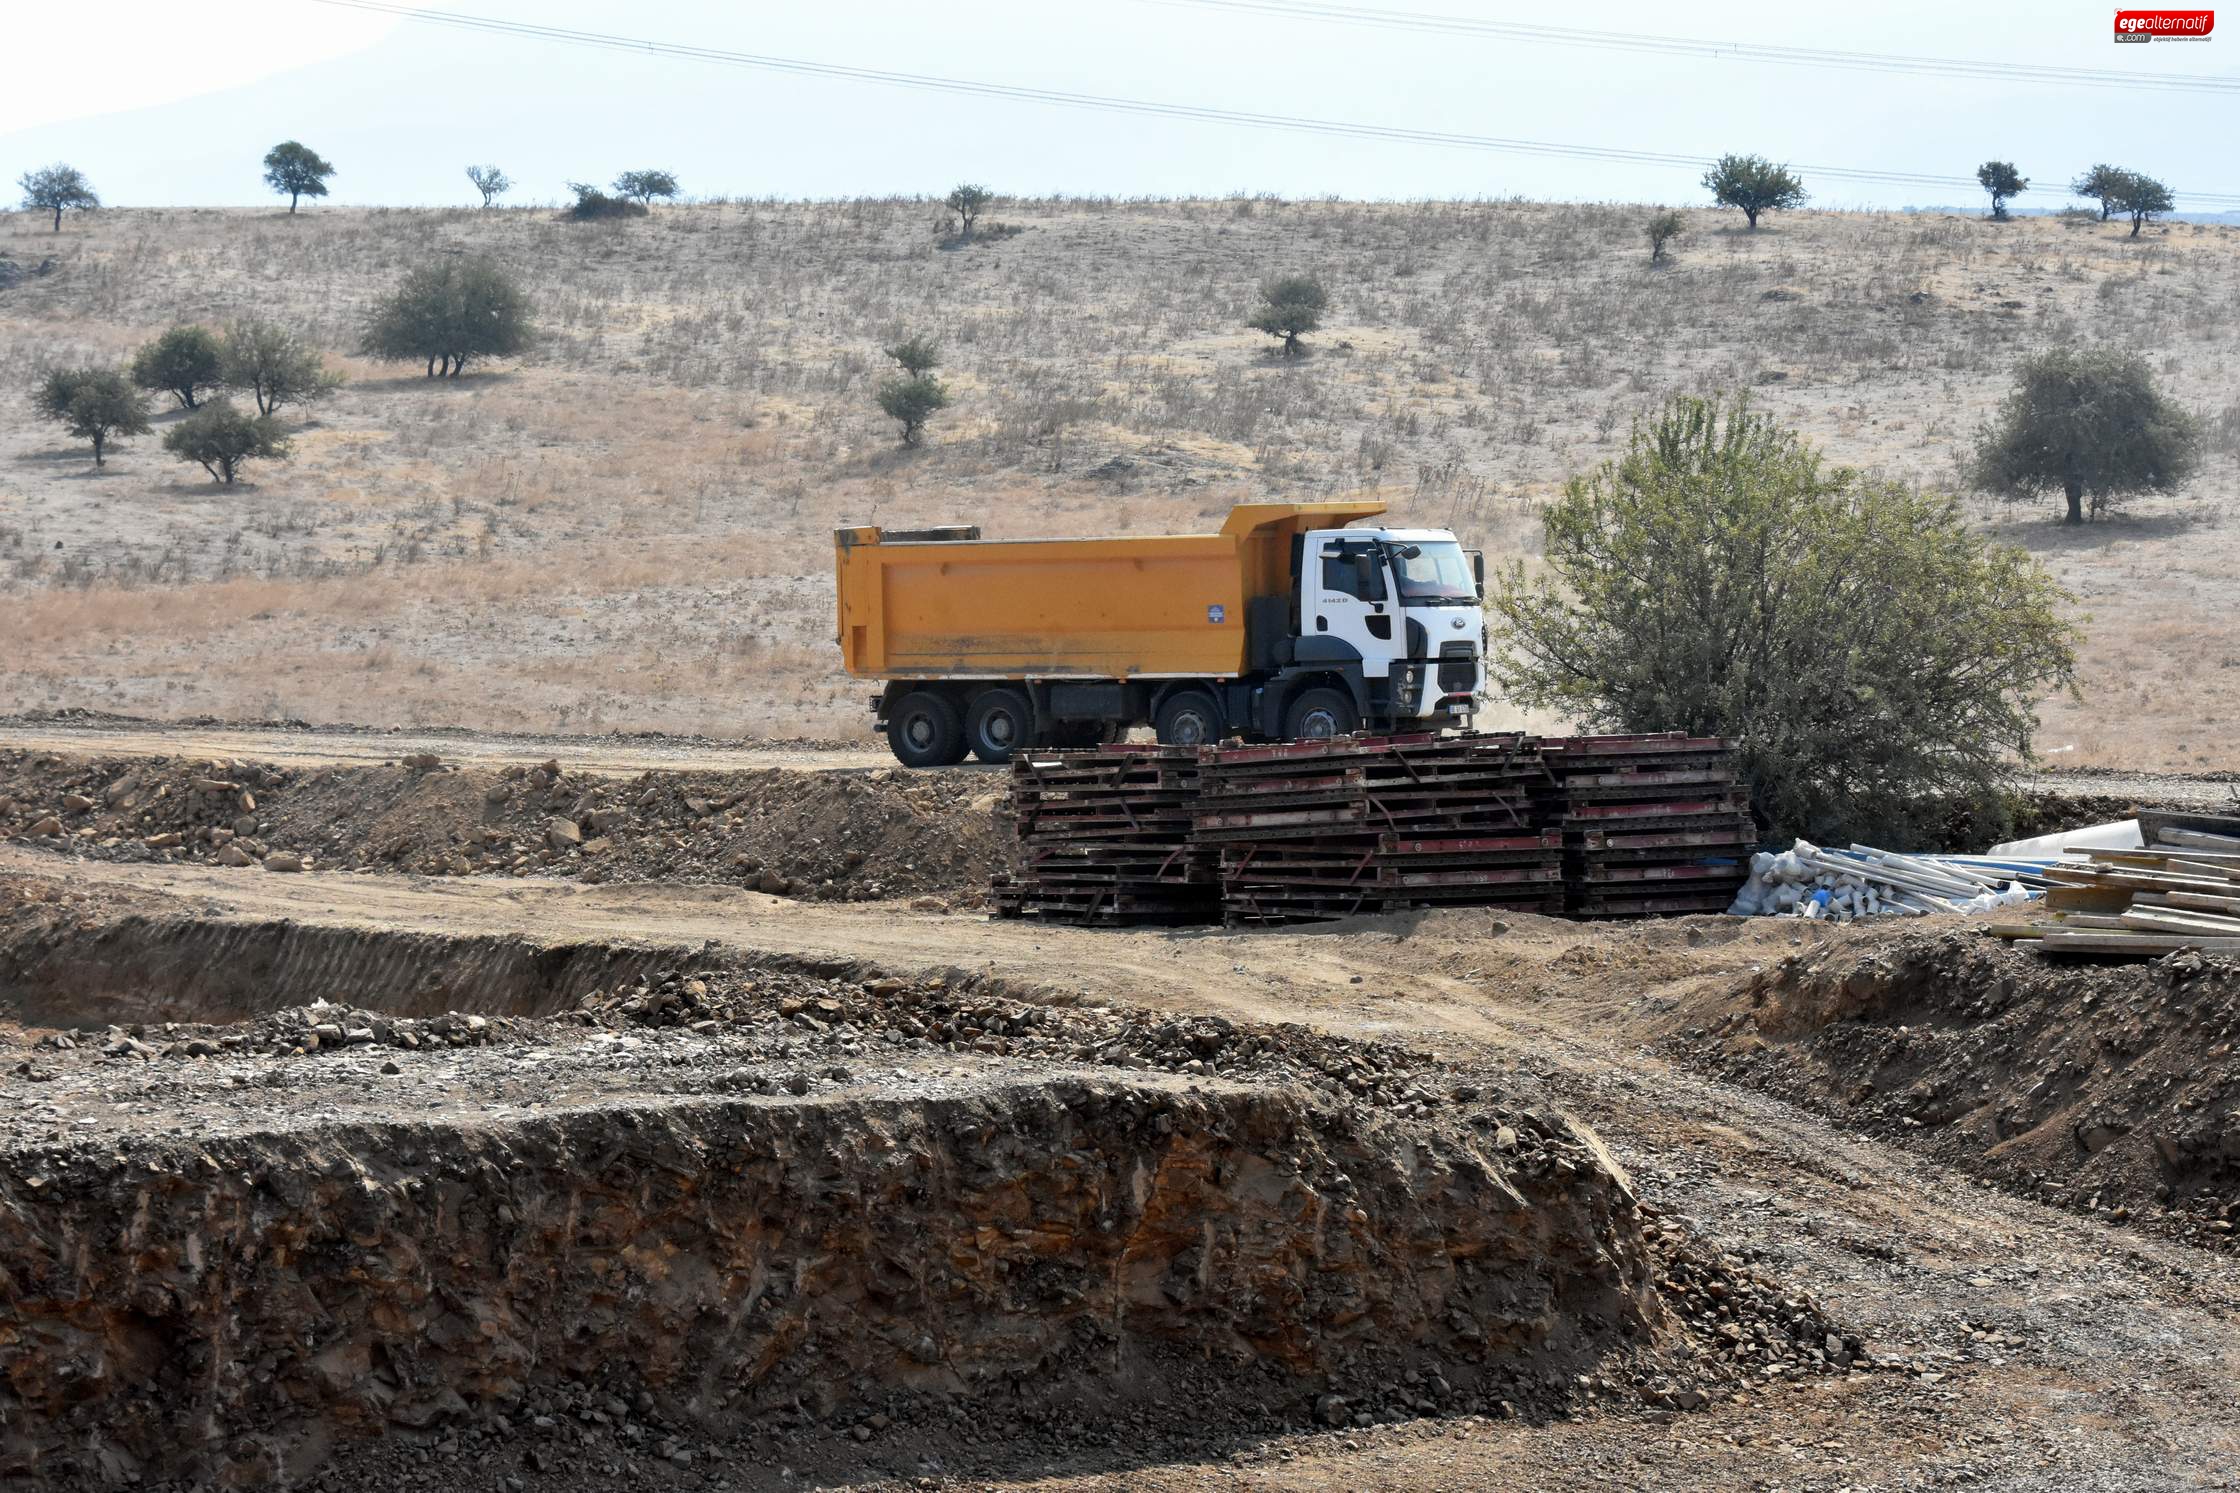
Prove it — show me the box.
[991,731,1753,928]
[1540,735,1755,918]
[1993,809,2240,958]
[1192,733,1563,926]
[988,745,1215,925]
[1730,840,2048,921]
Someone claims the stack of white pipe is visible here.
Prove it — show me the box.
[1727,839,2044,921]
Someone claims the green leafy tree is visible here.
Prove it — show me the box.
[1701,154,1807,229]
[877,375,951,446]
[1970,347,2202,524]
[466,164,512,207]
[2108,169,2174,237]
[1247,274,1328,356]
[19,163,98,232]
[358,257,535,378]
[130,326,223,409]
[2070,163,2125,221]
[1976,160,2027,221]
[32,368,149,466]
[219,321,342,414]
[884,334,941,377]
[612,170,679,207]
[943,183,995,242]
[161,400,291,484]
[1644,209,1684,263]
[262,141,336,213]
[1492,392,2078,845]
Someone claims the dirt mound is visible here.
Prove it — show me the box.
[1689,928,2240,1245]
[0,749,1003,901]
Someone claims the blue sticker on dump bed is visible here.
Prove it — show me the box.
[1207,604,1226,623]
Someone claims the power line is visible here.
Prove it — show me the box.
[1151,0,2240,96]
[309,0,2240,207]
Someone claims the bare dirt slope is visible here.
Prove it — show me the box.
[6,852,2240,1489]
[4,202,2237,763]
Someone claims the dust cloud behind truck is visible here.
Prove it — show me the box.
[833,501,1486,766]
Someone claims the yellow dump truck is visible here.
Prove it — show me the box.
[833,501,1486,766]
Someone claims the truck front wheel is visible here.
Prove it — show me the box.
[1154,691,1222,747]
[965,688,1034,764]
[1284,688,1359,742]
[887,691,967,768]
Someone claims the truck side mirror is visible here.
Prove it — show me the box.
[1469,550,1485,588]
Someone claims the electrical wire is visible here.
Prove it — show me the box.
[1149,0,2240,97]
[307,0,2240,207]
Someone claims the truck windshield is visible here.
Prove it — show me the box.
[1389,541,1478,605]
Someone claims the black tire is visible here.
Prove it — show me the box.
[1153,691,1223,748]
[886,690,966,768]
[965,687,1035,764]
[1284,687,1359,742]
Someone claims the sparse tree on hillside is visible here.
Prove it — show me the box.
[466,164,512,207]
[1701,154,1806,229]
[161,400,290,484]
[1970,347,2202,524]
[613,170,679,208]
[2070,163,2125,220]
[18,164,98,232]
[875,335,951,445]
[1248,274,1328,357]
[944,183,995,242]
[262,141,336,213]
[359,257,535,378]
[33,367,149,467]
[2108,169,2174,237]
[1977,160,2027,221]
[877,375,951,446]
[884,334,941,377]
[1645,209,1684,263]
[130,326,223,409]
[563,182,643,220]
[1492,392,2078,845]
[219,321,342,414]
[1254,274,1317,358]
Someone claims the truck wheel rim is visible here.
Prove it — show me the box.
[904,715,937,749]
[984,711,1019,749]
[1172,711,1210,745]
[1298,708,1339,739]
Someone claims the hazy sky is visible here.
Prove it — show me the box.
[4,0,2233,211]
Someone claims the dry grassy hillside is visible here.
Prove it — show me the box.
[1,197,2234,762]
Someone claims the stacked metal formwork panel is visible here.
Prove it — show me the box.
[1191,733,1565,926]
[1539,734,1754,917]
[989,746,1217,925]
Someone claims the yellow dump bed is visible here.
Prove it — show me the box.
[834,502,1386,679]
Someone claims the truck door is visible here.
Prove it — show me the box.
[1306,533,1401,681]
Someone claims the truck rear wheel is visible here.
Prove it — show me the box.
[1154,691,1222,748]
[965,688,1034,765]
[887,691,966,768]
[1284,687,1359,742]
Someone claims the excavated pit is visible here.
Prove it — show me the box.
[0,875,1792,1490]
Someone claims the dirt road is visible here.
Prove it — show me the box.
[0,715,906,776]
[8,845,2238,1490]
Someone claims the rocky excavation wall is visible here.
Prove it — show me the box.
[0,748,1002,902]
[0,1073,1656,1489]
[1697,929,2240,1244]
[0,906,695,1028]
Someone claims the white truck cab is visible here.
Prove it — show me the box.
[1287,526,1485,737]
